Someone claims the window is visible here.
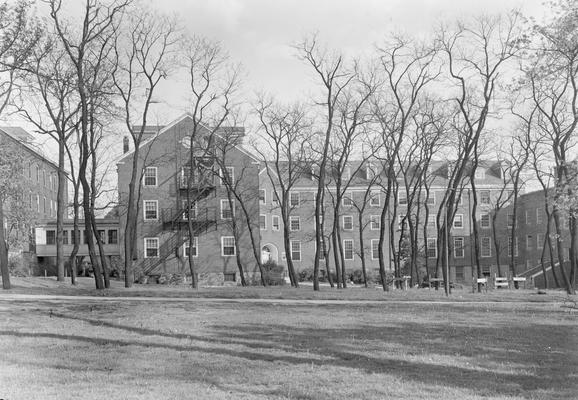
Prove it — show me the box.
[342,215,353,230]
[272,215,280,231]
[427,215,436,229]
[259,189,266,204]
[508,237,513,257]
[317,240,327,260]
[144,238,159,258]
[220,199,235,219]
[289,216,300,231]
[536,233,543,248]
[454,237,464,258]
[221,236,235,256]
[481,237,491,257]
[455,266,464,280]
[62,230,69,245]
[370,191,380,206]
[343,167,351,181]
[259,215,267,230]
[224,272,236,282]
[480,190,491,205]
[36,166,40,182]
[526,235,533,250]
[36,195,40,212]
[290,240,301,261]
[371,239,379,260]
[398,193,408,205]
[97,230,105,244]
[108,229,118,245]
[43,197,47,214]
[220,166,234,186]
[143,167,157,186]
[143,200,158,220]
[525,210,531,225]
[272,191,279,204]
[289,191,300,207]
[536,208,543,224]
[83,230,89,244]
[480,213,490,228]
[46,230,56,245]
[426,193,435,205]
[453,214,463,229]
[507,213,515,228]
[398,214,406,230]
[343,239,354,260]
[370,215,380,230]
[426,238,437,258]
[342,193,353,207]
[184,237,198,257]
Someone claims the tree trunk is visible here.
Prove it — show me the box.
[56,140,66,282]
[357,212,368,287]
[0,196,10,289]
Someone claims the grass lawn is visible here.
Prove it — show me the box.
[0,278,576,399]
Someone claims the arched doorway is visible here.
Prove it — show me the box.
[261,243,278,264]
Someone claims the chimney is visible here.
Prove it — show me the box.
[123,136,129,154]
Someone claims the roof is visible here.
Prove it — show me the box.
[0,127,60,171]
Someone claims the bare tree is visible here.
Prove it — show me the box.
[113,7,180,287]
[254,97,312,287]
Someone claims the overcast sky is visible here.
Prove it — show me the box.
[144,0,547,122]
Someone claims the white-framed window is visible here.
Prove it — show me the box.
[480,213,490,228]
[507,213,515,228]
[143,167,157,186]
[342,193,353,207]
[290,240,301,261]
[272,215,280,231]
[426,238,437,258]
[343,239,354,260]
[220,199,235,219]
[220,166,234,186]
[508,237,513,257]
[143,200,158,220]
[144,237,159,258]
[481,237,491,257]
[526,235,533,250]
[342,215,353,230]
[108,229,118,245]
[289,191,300,207]
[43,197,47,214]
[184,237,198,258]
[536,208,543,224]
[259,189,266,204]
[370,215,380,230]
[289,216,300,231]
[480,190,491,205]
[370,191,380,207]
[272,190,279,204]
[426,192,435,205]
[36,194,40,212]
[454,237,465,258]
[371,239,379,260]
[398,192,408,205]
[221,236,236,256]
[453,214,463,229]
[474,169,485,180]
[536,233,543,248]
[427,215,436,229]
[525,210,531,225]
[259,215,267,230]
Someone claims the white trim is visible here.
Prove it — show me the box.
[289,191,300,207]
[290,240,301,261]
[453,214,464,229]
[259,189,266,204]
[220,199,234,219]
[183,237,199,258]
[144,237,159,258]
[426,237,437,258]
[371,239,379,260]
[272,215,280,231]
[143,166,158,187]
[370,215,380,231]
[343,239,354,261]
[289,215,301,231]
[259,214,267,230]
[143,200,159,221]
[342,215,353,230]
[221,236,236,256]
[453,237,465,258]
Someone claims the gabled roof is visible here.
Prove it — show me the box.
[0,127,61,171]
[117,113,260,164]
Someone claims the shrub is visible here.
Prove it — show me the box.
[298,267,314,282]
[261,261,285,286]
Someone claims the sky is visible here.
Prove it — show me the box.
[145,0,547,123]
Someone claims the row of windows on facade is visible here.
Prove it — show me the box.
[28,163,58,191]
[29,194,57,217]
[45,229,118,245]
[143,236,229,258]
[141,166,235,187]
[142,199,236,221]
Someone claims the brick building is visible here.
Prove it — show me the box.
[117,114,261,284]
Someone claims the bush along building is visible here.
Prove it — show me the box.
[117,114,262,285]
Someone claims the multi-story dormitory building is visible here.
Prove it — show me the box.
[9,115,569,288]
[0,127,65,273]
[259,158,519,285]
